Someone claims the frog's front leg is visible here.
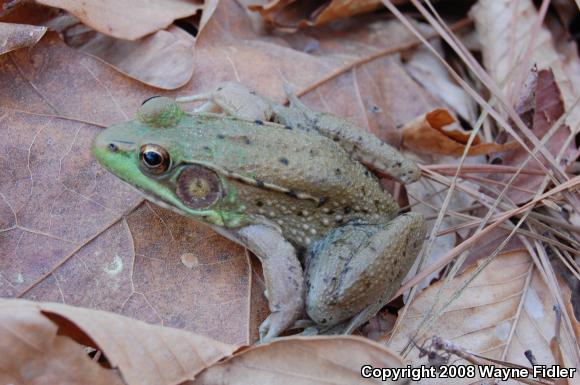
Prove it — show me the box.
[176,82,274,121]
[235,224,305,341]
[305,213,426,333]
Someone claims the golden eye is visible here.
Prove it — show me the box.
[140,144,170,174]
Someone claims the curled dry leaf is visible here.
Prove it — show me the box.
[70,25,196,90]
[401,108,519,156]
[35,0,203,40]
[491,68,576,203]
[248,0,391,28]
[0,21,46,55]
[470,0,580,134]
[0,300,124,385]
[0,299,237,385]
[388,250,580,385]
[195,336,406,384]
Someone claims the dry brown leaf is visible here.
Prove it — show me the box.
[249,0,395,28]
[309,0,383,26]
[69,25,196,90]
[35,0,202,40]
[490,68,576,203]
[470,0,580,135]
[402,108,519,156]
[0,299,237,385]
[0,300,125,385]
[195,336,406,384]
[388,250,580,385]
[405,44,477,124]
[0,21,46,55]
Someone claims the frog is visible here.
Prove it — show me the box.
[92,82,426,341]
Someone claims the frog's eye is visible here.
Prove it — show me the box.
[137,96,183,127]
[140,144,171,174]
[176,165,222,209]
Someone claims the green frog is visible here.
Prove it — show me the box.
[92,82,426,341]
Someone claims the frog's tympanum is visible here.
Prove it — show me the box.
[93,82,426,341]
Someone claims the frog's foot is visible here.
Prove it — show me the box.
[176,82,275,121]
[305,213,426,332]
[236,224,305,342]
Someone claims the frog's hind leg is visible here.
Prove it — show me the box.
[304,213,426,334]
[176,82,275,121]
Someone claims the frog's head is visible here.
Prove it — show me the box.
[92,96,245,228]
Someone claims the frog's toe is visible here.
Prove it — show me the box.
[258,311,293,341]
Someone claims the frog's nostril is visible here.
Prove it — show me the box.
[108,143,119,152]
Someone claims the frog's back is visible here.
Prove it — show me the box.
[168,115,399,245]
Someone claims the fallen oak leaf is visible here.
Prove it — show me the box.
[0,300,124,385]
[35,0,202,40]
[66,24,196,90]
[388,250,580,384]
[247,0,411,29]
[489,68,577,203]
[0,299,237,385]
[195,335,407,384]
[402,108,519,156]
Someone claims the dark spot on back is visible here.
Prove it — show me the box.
[343,206,352,214]
[245,138,252,145]
[333,136,340,142]
[364,170,370,176]
[107,143,118,152]
[254,119,264,125]
[217,134,225,139]
[216,87,223,91]
[249,90,256,95]
[255,180,265,187]
[256,201,264,207]
[203,146,211,151]
[318,197,328,207]
[395,161,402,168]
[335,168,341,175]
[279,157,289,165]
[284,125,293,130]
